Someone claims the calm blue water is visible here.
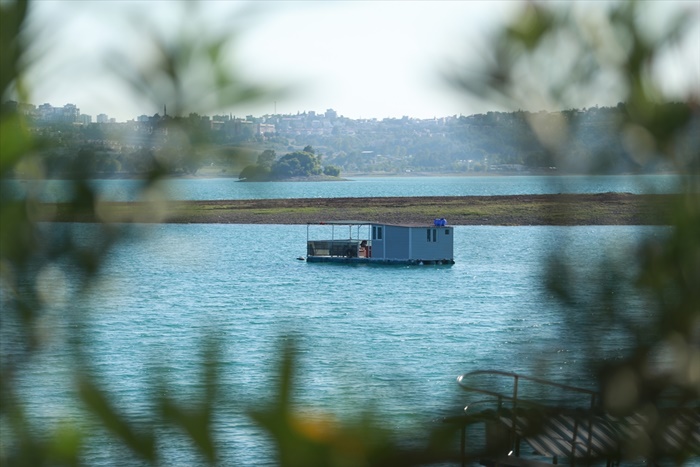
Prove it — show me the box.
[12,222,667,466]
[5,174,691,464]
[3,173,690,201]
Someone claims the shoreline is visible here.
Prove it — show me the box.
[43,193,680,226]
[5,170,687,181]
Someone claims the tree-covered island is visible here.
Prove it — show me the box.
[238,146,342,181]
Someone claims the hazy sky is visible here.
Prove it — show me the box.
[23,1,699,122]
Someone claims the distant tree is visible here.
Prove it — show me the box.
[238,147,325,180]
[75,146,97,173]
[238,164,270,180]
[256,149,276,168]
[96,153,121,174]
[272,157,300,178]
[271,149,322,178]
[323,165,341,177]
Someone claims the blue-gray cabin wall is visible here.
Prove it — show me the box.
[437,227,455,259]
[369,224,454,261]
[384,225,410,259]
[409,226,454,260]
[370,224,384,259]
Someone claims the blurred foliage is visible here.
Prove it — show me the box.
[1,1,698,467]
[449,0,699,464]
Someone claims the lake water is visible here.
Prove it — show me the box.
[3,173,690,201]
[4,175,689,465]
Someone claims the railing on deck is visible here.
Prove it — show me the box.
[447,370,700,466]
[308,240,357,257]
[456,370,599,462]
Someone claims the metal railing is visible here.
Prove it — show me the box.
[454,370,600,463]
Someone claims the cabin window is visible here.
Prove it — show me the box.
[433,229,437,242]
[426,229,431,242]
[427,228,437,242]
[445,229,450,235]
[373,226,383,240]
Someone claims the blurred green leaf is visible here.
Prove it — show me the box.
[159,338,220,464]
[78,376,157,463]
[0,0,29,102]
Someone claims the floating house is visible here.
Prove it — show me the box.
[305,220,454,265]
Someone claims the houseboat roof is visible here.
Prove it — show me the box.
[308,220,372,225]
[308,220,452,228]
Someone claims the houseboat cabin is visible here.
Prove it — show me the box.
[306,220,454,265]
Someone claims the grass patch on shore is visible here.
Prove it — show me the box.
[39,194,677,225]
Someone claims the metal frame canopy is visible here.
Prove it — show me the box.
[306,221,372,242]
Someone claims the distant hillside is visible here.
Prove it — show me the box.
[5,101,698,178]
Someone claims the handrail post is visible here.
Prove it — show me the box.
[512,375,519,455]
[460,424,466,467]
[571,418,579,465]
[586,393,596,459]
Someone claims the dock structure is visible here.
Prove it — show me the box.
[305,220,454,265]
[446,370,699,466]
